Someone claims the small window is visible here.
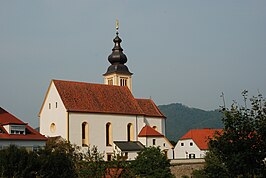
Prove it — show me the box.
[49,103,51,109]
[107,154,112,161]
[120,78,127,86]
[124,152,128,160]
[108,78,113,85]
[189,153,196,159]
[33,146,40,152]
[106,123,112,146]
[152,126,157,130]
[190,142,193,146]
[153,139,156,145]
[82,122,89,147]
[163,143,166,147]
[181,142,184,146]
[55,102,58,108]
[50,123,56,133]
[127,123,134,141]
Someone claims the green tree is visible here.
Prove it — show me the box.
[77,145,106,178]
[0,145,39,178]
[130,147,173,178]
[38,138,80,178]
[202,92,266,178]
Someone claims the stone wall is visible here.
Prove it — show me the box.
[170,159,205,178]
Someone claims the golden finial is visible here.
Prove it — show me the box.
[116,19,119,33]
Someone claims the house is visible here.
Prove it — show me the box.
[174,128,222,159]
[39,26,173,160]
[0,107,47,151]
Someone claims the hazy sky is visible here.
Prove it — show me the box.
[0,1,265,128]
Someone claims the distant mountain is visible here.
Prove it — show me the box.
[158,103,223,142]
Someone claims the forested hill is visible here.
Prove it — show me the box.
[158,103,223,142]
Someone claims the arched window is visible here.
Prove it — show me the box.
[82,122,89,147]
[152,126,157,130]
[106,122,112,146]
[127,123,134,141]
[50,123,56,133]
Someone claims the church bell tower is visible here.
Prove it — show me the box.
[103,20,133,92]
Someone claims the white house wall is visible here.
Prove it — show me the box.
[0,140,46,150]
[145,137,173,159]
[144,117,165,135]
[39,82,67,139]
[174,139,205,159]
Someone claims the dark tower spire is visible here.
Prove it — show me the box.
[103,21,132,76]
[103,20,133,92]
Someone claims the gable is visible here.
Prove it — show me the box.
[138,125,164,137]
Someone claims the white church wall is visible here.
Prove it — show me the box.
[174,139,204,159]
[39,82,67,139]
[68,112,139,159]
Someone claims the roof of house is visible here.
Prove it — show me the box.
[136,99,166,118]
[138,125,164,137]
[114,141,145,151]
[180,128,223,150]
[50,80,164,118]
[0,107,47,141]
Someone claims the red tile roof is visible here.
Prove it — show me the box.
[0,107,47,141]
[180,128,223,150]
[52,80,164,118]
[136,99,166,118]
[0,107,24,125]
[138,125,164,137]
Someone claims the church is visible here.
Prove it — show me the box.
[39,24,173,160]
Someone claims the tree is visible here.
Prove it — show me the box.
[130,147,174,178]
[0,145,39,178]
[202,92,266,178]
[38,137,80,178]
[77,145,106,178]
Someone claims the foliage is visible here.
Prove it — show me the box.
[130,147,174,178]
[77,145,106,178]
[202,92,266,178]
[38,138,79,178]
[159,103,223,141]
[0,145,39,178]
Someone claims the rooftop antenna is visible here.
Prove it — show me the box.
[220,92,226,109]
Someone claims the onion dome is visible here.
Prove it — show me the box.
[104,31,132,76]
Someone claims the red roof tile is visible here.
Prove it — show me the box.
[138,125,164,137]
[0,107,24,125]
[53,80,160,116]
[0,107,47,141]
[136,99,166,118]
[180,128,222,150]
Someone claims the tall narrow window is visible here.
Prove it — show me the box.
[82,122,89,147]
[120,78,127,86]
[106,122,112,146]
[127,123,134,141]
[108,79,113,85]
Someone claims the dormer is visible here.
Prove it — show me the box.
[3,124,26,135]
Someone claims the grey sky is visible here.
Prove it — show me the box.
[0,0,265,128]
